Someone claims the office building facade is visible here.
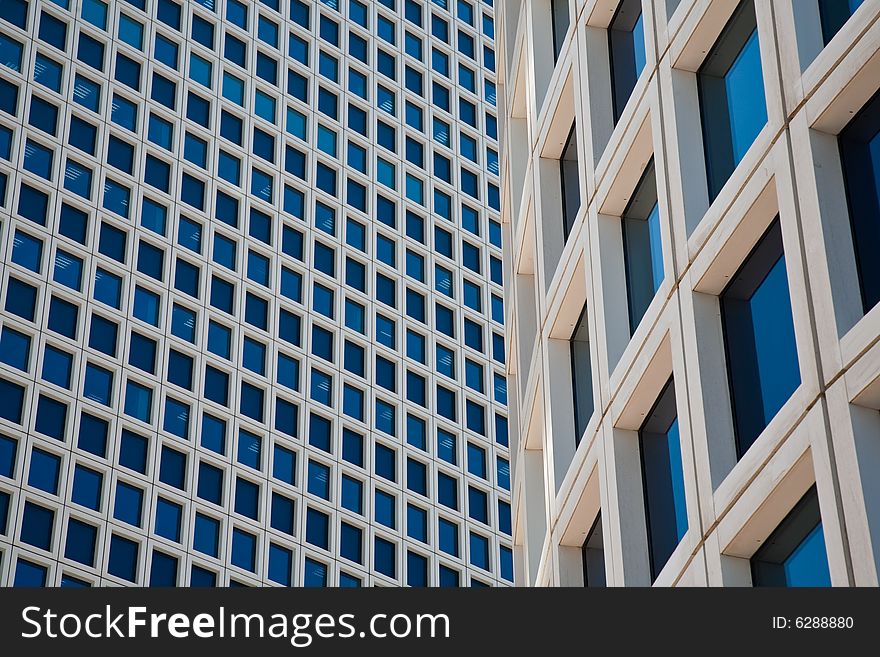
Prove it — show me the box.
[0,0,511,587]
[498,0,880,586]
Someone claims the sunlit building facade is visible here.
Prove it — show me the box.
[498,0,880,586]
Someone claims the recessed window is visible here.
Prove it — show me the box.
[721,219,800,458]
[838,87,880,314]
[622,159,663,333]
[608,0,646,123]
[570,304,593,444]
[698,0,767,201]
[559,124,580,241]
[582,513,606,587]
[639,379,687,581]
[751,486,831,587]
[818,0,865,45]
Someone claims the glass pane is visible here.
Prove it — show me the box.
[639,379,687,581]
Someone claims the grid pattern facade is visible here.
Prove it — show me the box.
[0,0,512,587]
[498,0,880,586]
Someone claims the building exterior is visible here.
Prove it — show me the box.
[498,0,880,586]
[0,0,512,587]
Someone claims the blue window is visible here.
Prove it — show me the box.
[407,458,428,496]
[343,429,364,467]
[231,528,257,572]
[340,522,363,564]
[150,551,178,586]
[438,472,458,510]
[14,560,47,587]
[155,497,182,542]
[58,204,88,244]
[307,460,330,500]
[306,507,330,549]
[721,220,799,457]
[273,444,297,485]
[108,534,139,582]
[469,532,490,571]
[303,559,327,587]
[21,501,54,550]
[622,160,664,333]
[5,278,37,321]
[237,430,262,469]
[28,447,61,495]
[200,414,226,455]
[41,345,73,389]
[118,430,148,474]
[608,0,646,123]
[0,379,25,425]
[751,486,831,587]
[65,519,98,566]
[438,518,459,556]
[23,140,53,179]
[81,364,112,406]
[234,478,260,520]
[163,398,189,438]
[407,504,428,543]
[72,464,103,510]
[639,379,688,581]
[0,434,17,479]
[35,395,67,440]
[0,326,30,371]
[818,0,865,45]
[78,412,108,458]
[34,54,62,91]
[197,462,223,505]
[12,231,43,272]
[159,447,186,489]
[375,489,396,528]
[111,94,138,131]
[124,380,152,421]
[839,87,880,314]
[498,456,510,491]
[374,536,396,578]
[698,0,767,201]
[193,514,220,557]
[17,184,49,226]
[271,493,295,535]
[341,475,363,514]
[268,544,292,586]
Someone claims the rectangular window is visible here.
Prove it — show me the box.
[622,159,663,333]
[721,219,800,457]
[751,486,831,587]
[608,0,646,123]
[550,0,571,61]
[559,124,580,241]
[639,379,687,581]
[570,304,593,444]
[698,0,767,201]
[581,513,606,587]
[839,87,880,314]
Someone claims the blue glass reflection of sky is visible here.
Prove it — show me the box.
[783,522,832,587]
[665,418,689,541]
[633,13,646,78]
[647,201,664,290]
[725,30,767,164]
[749,255,800,424]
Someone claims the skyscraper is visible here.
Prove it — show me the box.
[499,0,880,586]
[0,0,511,587]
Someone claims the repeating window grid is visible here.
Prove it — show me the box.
[0,0,509,586]
[498,0,880,587]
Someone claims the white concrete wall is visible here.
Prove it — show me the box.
[497,0,880,586]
